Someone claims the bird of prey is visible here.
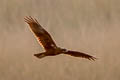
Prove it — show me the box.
[24,16,96,61]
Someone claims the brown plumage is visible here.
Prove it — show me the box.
[24,16,96,61]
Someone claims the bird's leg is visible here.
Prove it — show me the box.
[34,52,47,59]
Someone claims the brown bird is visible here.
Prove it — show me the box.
[24,16,96,61]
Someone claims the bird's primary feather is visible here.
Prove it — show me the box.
[24,16,57,51]
[64,50,96,60]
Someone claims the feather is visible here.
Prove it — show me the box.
[64,50,96,61]
[24,16,57,51]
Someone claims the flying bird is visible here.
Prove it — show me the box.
[24,16,96,61]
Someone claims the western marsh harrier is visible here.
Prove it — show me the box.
[24,16,96,61]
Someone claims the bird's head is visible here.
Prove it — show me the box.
[61,48,67,52]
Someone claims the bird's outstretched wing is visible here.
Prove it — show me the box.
[64,50,96,60]
[24,16,57,51]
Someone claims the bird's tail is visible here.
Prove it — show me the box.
[34,52,47,59]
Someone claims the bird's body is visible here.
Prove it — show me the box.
[24,16,96,61]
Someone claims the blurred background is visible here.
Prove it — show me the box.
[0,0,120,80]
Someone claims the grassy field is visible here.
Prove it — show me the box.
[0,0,120,80]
